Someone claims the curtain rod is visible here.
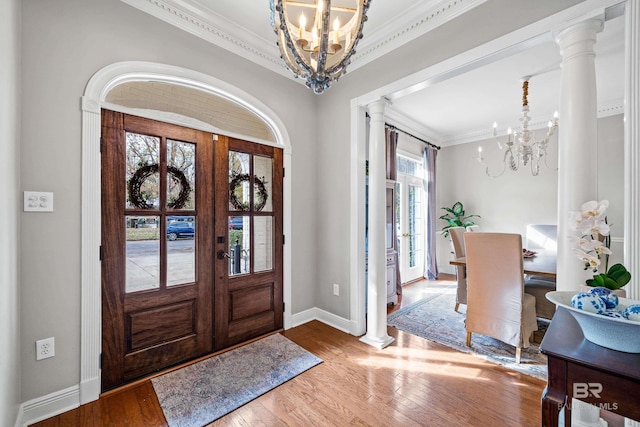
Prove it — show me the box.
[365,112,441,150]
[385,123,441,150]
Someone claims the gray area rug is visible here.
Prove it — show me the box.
[387,289,548,380]
[151,333,322,426]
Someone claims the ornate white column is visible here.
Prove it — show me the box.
[360,100,394,349]
[625,0,640,301]
[555,15,605,427]
[555,17,604,293]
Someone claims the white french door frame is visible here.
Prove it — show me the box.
[397,175,425,283]
[396,156,426,284]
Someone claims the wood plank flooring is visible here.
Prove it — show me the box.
[33,276,555,427]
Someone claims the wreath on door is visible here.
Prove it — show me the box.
[229,173,268,211]
[128,163,191,209]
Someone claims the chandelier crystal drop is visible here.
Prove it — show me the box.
[477,76,559,177]
[270,0,371,94]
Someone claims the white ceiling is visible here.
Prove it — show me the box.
[122,0,626,147]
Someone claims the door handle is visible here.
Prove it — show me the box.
[217,250,231,260]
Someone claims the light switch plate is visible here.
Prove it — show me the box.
[24,191,54,212]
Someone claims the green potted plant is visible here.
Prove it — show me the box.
[439,201,480,238]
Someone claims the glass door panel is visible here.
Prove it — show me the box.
[166,217,195,286]
[254,156,273,212]
[397,175,425,283]
[125,133,159,209]
[254,216,274,272]
[229,151,251,212]
[408,183,423,269]
[167,140,196,210]
[125,215,160,292]
[228,215,250,275]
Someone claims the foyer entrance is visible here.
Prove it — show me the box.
[101,110,283,390]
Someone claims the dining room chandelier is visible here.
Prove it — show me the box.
[477,76,559,177]
[270,0,370,94]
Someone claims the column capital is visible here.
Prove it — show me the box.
[554,15,604,55]
[367,98,391,118]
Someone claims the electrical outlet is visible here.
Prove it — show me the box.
[333,283,340,296]
[24,191,54,212]
[36,337,55,360]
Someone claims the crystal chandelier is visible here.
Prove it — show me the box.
[477,76,559,177]
[270,0,371,94]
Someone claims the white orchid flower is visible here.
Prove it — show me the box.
[569,211,584,229]
[577,238,612,255]
[591,219,610,236]
[573,248,601,268]
[576,216,610,236]
[570,200,614,271]
[580,199,609,220]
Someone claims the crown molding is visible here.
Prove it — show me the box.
[385,105,443,144]
[597,97,624,117]
[438,98,624,147]
[349,0,488,71]
[121,0,487,81]
[120,0,289,77]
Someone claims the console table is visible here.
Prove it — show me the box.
[540,307,640,426]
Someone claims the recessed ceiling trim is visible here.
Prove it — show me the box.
[349,0,488,71]
[121,0,488,82]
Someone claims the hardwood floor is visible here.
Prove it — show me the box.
[388,274,457,315]
[32,275,550,427]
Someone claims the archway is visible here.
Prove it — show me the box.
[80,61,292,403]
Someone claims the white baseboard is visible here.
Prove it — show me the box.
[289,307,357,335]
[19,308,354,426]
[438,265,456,276]
[21,385,80,426]
[14,404,24,427]
[79,376,101,405]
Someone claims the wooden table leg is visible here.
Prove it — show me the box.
[542,385,566,427]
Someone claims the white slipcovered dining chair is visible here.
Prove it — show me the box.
[449,227,467,312]
[464,232,538,363]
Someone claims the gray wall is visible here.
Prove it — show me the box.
[1,0,21,423]
[436,114,625,275]
[20,0,317,401]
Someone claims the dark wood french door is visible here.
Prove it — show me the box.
[213,137,284,349]
[101,111,283,391]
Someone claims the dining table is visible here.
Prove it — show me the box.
[450,253,557,279]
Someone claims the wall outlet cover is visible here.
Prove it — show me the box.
[36,337,55,360]
[24,191,54,212]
